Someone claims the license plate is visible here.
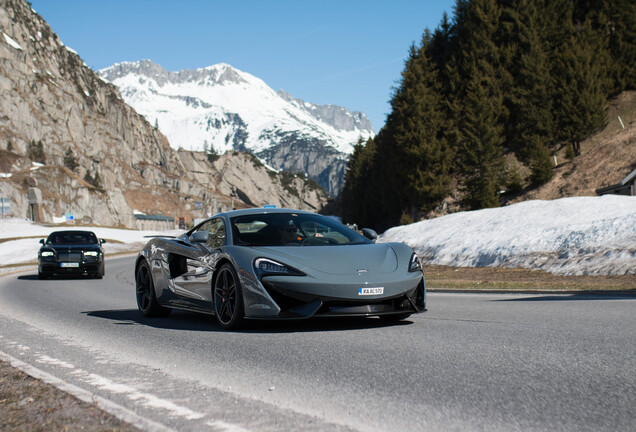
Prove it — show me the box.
[358,287,384,296]
[61,262,79,268]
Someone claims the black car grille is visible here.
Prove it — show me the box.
[58,253,82,262]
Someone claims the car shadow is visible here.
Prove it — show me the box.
[18,274,101,281]
[493,292,636,302]
[83,309,413,333]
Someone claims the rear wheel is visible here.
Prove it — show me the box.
[213,264,245,330]
[136,260,170,317]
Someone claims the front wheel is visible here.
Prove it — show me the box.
[213,264,245,330]
[136,260,170,317]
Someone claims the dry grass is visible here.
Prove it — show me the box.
[513,91,636,202]
[0,360,139,432]
[425,265,636,292]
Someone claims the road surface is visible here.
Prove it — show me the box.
[0,256,634,431]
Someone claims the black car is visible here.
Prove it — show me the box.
[38,230,106,279]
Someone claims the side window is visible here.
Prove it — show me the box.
[197,218,226,249]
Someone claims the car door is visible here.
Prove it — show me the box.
[171,218,226,303]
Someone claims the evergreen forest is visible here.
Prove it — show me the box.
[339,0,636,231]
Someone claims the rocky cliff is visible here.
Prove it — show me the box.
[0,0,327,227]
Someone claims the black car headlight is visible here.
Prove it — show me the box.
[409,253,423,272]
[254,258,304,277]
[40,251,55,257]
[84,251,100,258]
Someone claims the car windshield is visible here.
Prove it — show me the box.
[230,213,370,247]
[46,232,98,245]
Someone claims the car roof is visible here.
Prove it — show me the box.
[220,208,314,218]
[47,230,97,235]
[189,208,317,234]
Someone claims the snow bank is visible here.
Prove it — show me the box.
[379,196,636,275]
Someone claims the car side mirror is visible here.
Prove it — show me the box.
[190,231,209,243]
[39,239,45,245]
[361,228,378,242]
[100,239,106,244]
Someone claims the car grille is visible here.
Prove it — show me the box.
[58,253,82,262]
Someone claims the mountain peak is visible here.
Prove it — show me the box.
[99,60,249,87]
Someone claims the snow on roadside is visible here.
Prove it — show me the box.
[2,196,635,276]
[379,195,636,276]
[0,218,184,267]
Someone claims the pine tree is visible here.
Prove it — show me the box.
[340,138,377,226]
[63,148,79,172]
[572,0,636,94]
[384,35,452,222]
[502,0,555,184]
[457,65,504,209]
[454,0,506,208]
[27,140,46,164]
[552,21,608,155]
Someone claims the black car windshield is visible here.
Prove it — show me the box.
[46,231,98,245]
[230,213,370,247]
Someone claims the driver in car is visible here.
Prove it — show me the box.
[278,220,301,245]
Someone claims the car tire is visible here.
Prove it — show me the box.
[38,271,48,280]
[135,260,171,317]
[213,263,245,330]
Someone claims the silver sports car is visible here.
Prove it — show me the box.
[135,208,426,329]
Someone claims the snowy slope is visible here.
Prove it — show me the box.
[379,196,636,276]
[98,60,374,155]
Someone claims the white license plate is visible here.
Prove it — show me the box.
[358,287,384,296]
[60,262,79,268]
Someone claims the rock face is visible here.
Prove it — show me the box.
[0,0,328,227]
[98,60,375,196]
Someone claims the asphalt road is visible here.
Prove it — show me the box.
[0,256,634,431]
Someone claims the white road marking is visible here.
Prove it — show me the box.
[207,420,254,432]
[35,354,76,369]
[82,372,205,420]
[1,347,255,431]
[0,350,175,432]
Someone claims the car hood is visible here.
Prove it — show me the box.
[250,244,398,275]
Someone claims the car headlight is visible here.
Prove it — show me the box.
[409,253,422,272]
[84,251,99,257]
[254,258,304,276]
[41,251,54,257]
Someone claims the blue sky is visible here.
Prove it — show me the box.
[29,0,455,132]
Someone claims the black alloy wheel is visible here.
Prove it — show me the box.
[136,260,170,317]
[213,263,245,330]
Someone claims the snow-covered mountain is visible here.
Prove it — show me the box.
[98,60,375,196]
